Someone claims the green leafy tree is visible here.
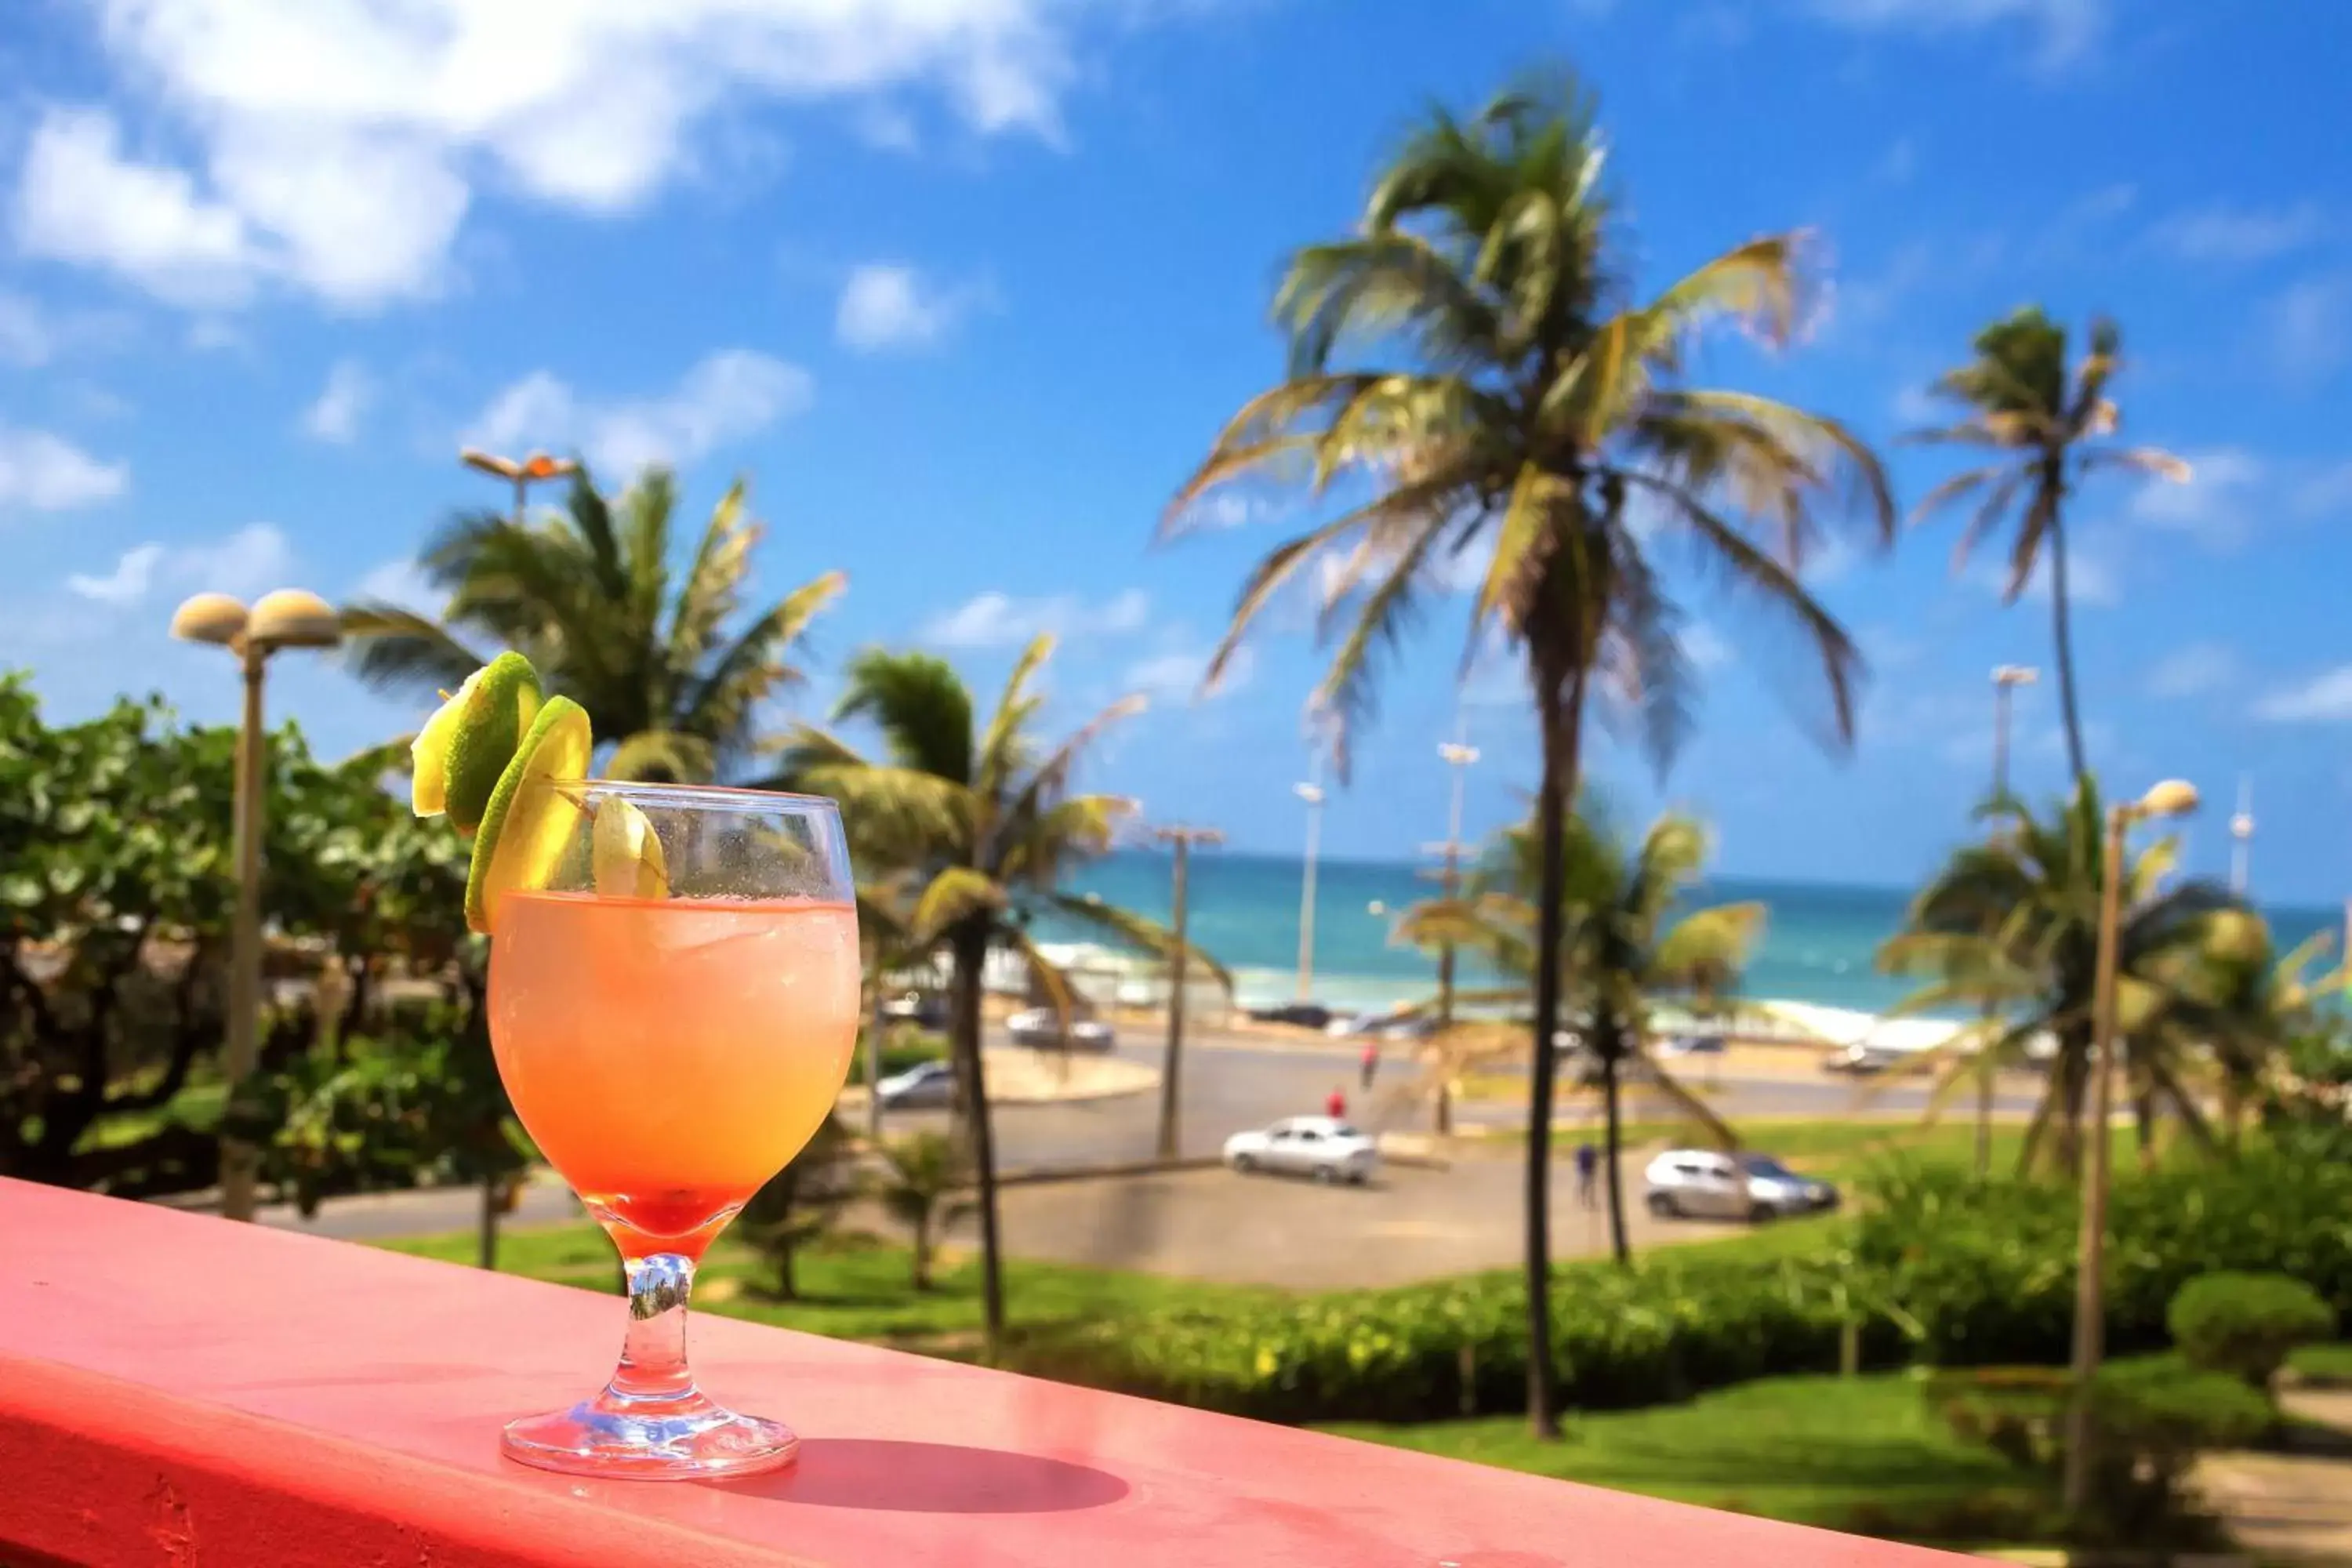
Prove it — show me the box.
[1879,781,2262,1175]
[0,677,516,1229]
[1399,798,1764,1263]
[737,1113,856,1298]
[780,637,1225,1351]
[342,466,844,780]
[1162,74,1889,1435]
[874,1130,973,1292]
[1,677,235,1189]
[1908,309,2187,782]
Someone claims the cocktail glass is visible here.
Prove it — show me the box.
[486,780,859,1479]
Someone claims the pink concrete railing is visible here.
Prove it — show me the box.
[0,1178,1969,1566]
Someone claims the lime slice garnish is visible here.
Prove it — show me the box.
[410,652,543,833]
[591,796,670,899]
[464,695,593,935]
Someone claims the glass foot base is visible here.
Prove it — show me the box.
[502,1386,799,1480]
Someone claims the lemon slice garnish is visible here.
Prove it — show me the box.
[410,652,543,833]
[591,796,670,899]
[463,695,592,935]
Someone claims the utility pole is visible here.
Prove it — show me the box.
[2229,775,2254,895]
[1422,727,1481,1135]
[1294,716,1330,1004]
[1980,664,2038,1176]
[1152,825,1222,1159]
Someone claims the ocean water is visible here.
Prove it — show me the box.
[1036,849,2344,1018]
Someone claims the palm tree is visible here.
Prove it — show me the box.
[2182,920,2339,1149]
[1161,74,1890,1436]
[343,466,844,779]
[780,637,1225,1350]
[1399,797,1765,1264]
[873,1131,973,1291]
[1879,780,2259,1175]
[1908,310,2187,782]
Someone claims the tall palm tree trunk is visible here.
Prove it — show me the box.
[1523,661,1584,1440]
[2043,493,2088,784]
[1599,1020,1630,1265]
[949,920,1005,1350]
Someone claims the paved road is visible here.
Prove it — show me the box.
[880,1024,2044,1171]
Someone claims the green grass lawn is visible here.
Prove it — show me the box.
[1320,1371,2054,1544]
[2289,1341,2352,1388]
[384,1225,1279,1349]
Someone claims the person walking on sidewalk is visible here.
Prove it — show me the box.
[1359,1040,1378,1092]
[1573,1141,1599,1210]
[1326,1086,1348,1121]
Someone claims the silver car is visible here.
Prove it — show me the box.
[1642,1149,1838,1221]
[1222,1116,1379,1185]
[874,1059,957,1109]
[1006,1007,1116,1051]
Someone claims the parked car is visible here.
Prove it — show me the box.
[1332,1008,1436,1040]
[1642,1149,1838,1221]
[1655,1033,1726,1058]
[874,1059,957,1109]
[880,990,949,1028]
[1248,1002,1338,1031]
[1821,1042,1901,1075]
[1006,1007,1116,1051]
[1221,1116,1379,1185]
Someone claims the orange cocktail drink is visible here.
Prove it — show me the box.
[489,890,859,1257]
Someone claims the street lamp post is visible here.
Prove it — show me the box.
[460,448,578,524]
[169,588,346,1223]
[1152,825,1223,1159]
[1428,731,1481,1135]
[2229,775,2254,895]
[1294,739,1327,1005]
[2060,777,2201,1517]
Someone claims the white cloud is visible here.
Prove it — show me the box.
[352,557,442,615]
[67,543,165,605]
[2264,274,2352,390]
[836,263,973,351]
[63,524,294,612]
[14,107,258,309]
[1682,621,1733,671]
[2129,447,2259,548]
[2147,641,2241,700]
[464,350,813,477]
[1123,644,1253,704]
[1975,539,2119,608]
[2256,666,2352,724]
[1802,0,2107,71]
[18,0,1121,312]
[0,425,129,512]
[924,587,1149,648]
[300,358,374,445]
[2151,201,2328,263]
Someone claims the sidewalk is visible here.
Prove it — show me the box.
[2195,1387,2352,1566]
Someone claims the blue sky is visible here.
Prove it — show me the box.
[2,0,2347,898]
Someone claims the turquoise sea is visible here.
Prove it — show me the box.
[1039,850,2343,1018]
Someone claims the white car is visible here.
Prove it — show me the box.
[1642,1149,1838,1221]
[1221,1116,1379,1185]
[874,1059,957,1109]
[1006,1007,1116,1051]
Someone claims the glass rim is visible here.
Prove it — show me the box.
[523,777,842,814]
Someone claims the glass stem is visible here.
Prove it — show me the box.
[609,1252,697,1403]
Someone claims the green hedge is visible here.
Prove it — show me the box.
[1015,1251,1911,1424]
[1011,1149,2352,1426]
[1852,1152,2352,1368]
[2169,1272,2337,1386]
